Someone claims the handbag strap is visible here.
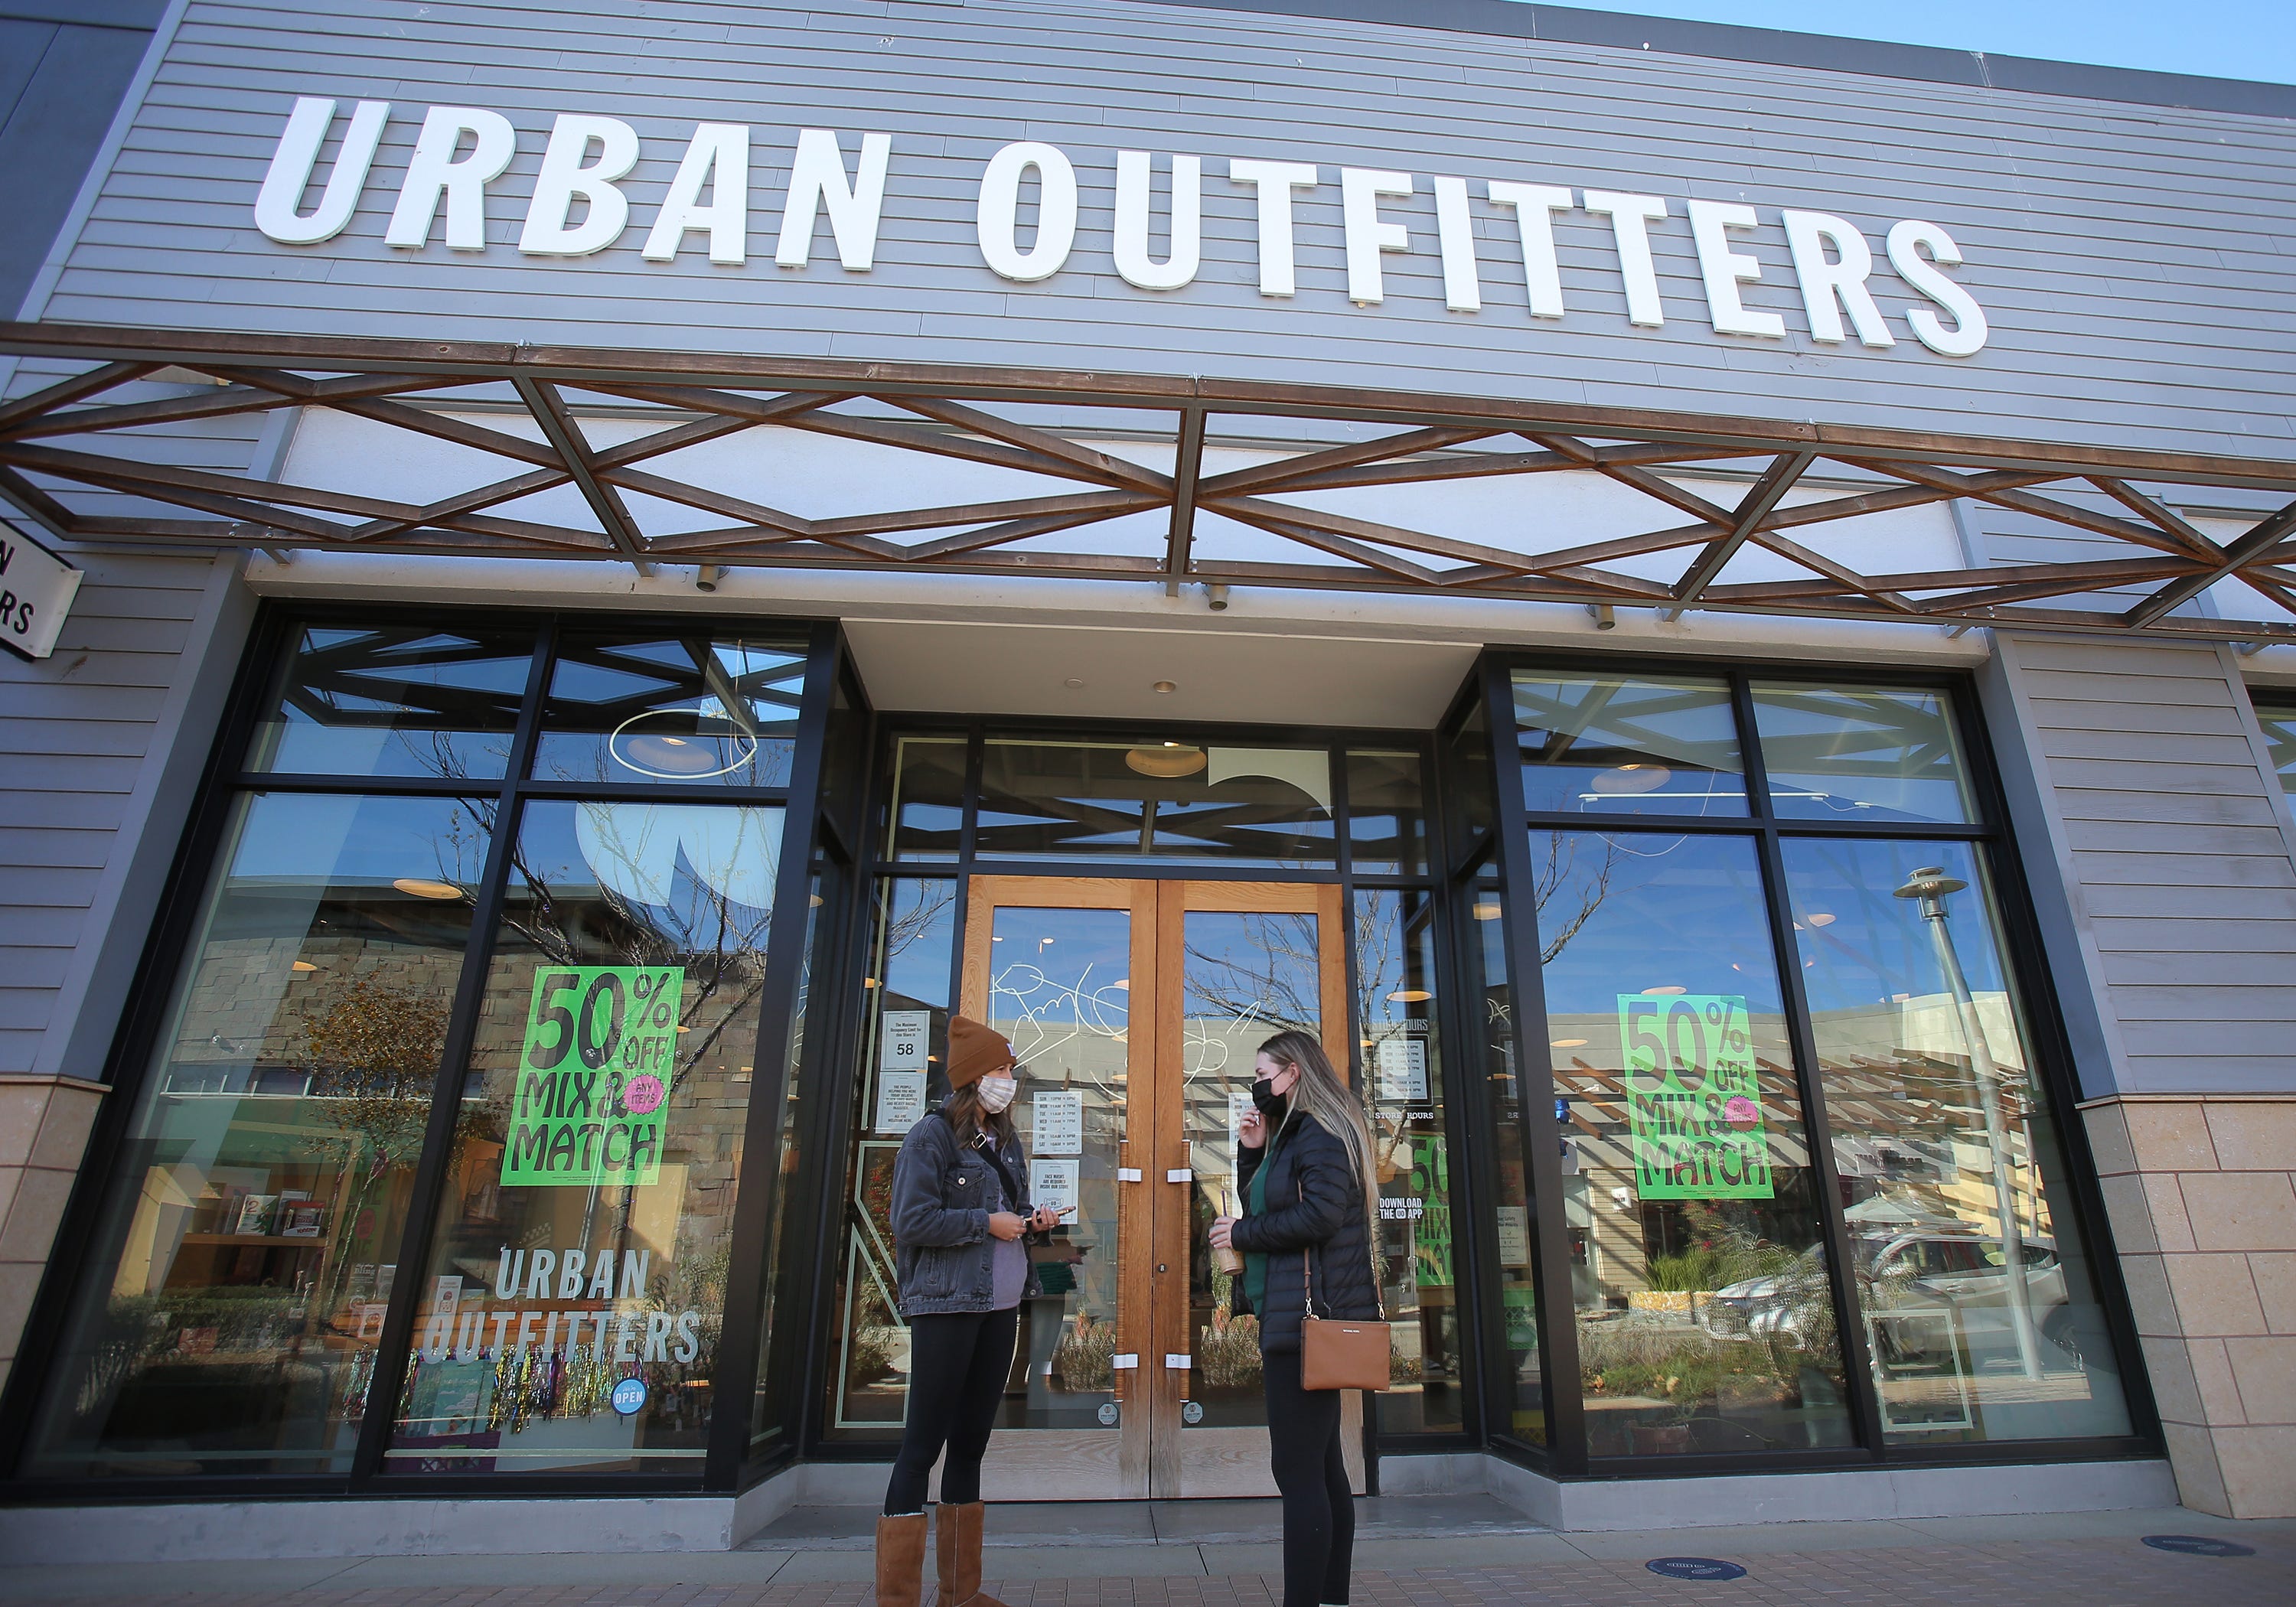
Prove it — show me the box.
[1297,1167,1388,1324]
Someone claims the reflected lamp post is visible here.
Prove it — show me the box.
[1893,865,2044,1380]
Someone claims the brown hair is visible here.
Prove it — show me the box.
[941,1073,1018,1151]
[1257,1030,1381,1273]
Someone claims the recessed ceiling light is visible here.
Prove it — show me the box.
[1388,989,1432,1002]
[1642,985,1687,996]
[393,878,462,900]
[1153,680,1177,693]
[1551,1038,1589,1048]
[1065,677,1085,689]
[1806,912,1836,927]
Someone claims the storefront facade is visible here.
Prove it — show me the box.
[2,0,2294,1550]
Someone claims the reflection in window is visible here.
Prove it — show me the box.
[976,738,1336,864]
[1464,869,1544,1444]
[1535,830,1853,1459]
[1514,673,1746,818]
[752,855,828,1449]
[2258,701,2296,796]
[827,880,958,1436]
[247,626,533,779]
[25,794,491,1476]
[533,634,806,788]
[887,737,966,861]
[1752,685,1973,823]
[1353,889,1459,1432]
[1783,839,2132,1442]
[1345,750,1428,875]
[386,800,782,1473]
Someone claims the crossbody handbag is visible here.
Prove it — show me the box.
[1298,1236,1391,1392]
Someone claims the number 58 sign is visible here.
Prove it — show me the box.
[1616,993,1773,1201]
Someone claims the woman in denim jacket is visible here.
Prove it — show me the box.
[874,1015,1059,1607]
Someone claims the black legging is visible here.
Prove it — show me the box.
[1264,1347,1354,1607]
[884,1306,1019,1514]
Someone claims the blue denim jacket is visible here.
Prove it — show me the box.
[890,1110,1039,1315]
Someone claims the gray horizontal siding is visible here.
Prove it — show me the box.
[18,0,2296,461]
[1990,633,2296,1097]
[0,549,243,1077]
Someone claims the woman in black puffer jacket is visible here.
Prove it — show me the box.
[1209,1030,1382,1607]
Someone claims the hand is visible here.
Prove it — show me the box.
[1238,1106,1267,1149]
[1209,1215,1236,1251]
[988,1211,1026,1241]
[1027,1204,1064,1234]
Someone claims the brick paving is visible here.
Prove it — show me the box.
[15,1531,2296,1607]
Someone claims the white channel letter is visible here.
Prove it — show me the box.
[1780,210,1893,347]
[775,129,892,270]
[1339,168,1412,305]
[1887,220,1988,357]
[1486,180,1572,318]
[254,97,390,245]
[1581,190,1668,328]
[385,106,517,250]
[520,112,641,256]
[1113,151,1202,291]
[1430,175,1480,312]
[644,122,750,265]
[1684,199,1785,338]
[1226,158,1317,297]
[977,141,1078,282]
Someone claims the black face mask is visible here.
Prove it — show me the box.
[1251,1077,1289,1121]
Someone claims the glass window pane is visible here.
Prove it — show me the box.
[752,849,830,1449]
[1782,838,2134,1442]
[533,634,807,788]
[24,793,492,1478]
[1753,684,1975,823]
[827,878,958,1436]
[975,738,1336,865]
[1448,696,1495,849]
[1534,829,1854,1459]
[386,799,783,1474]
[246,624,533,779]
[1353,889,1460,1433]
[1345,749,1428,875]
[1466,865,1546,1446]
[887,736,967,861]
[2257,702,2296,796]
[1514,672,1746,818]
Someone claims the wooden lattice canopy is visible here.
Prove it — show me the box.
[4,321,2294,642]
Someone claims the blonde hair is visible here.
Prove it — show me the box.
[1257,1030,1381,1278]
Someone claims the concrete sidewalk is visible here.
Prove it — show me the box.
[2,1498,2290,1604]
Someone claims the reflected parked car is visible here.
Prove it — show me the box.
[1699,1232,2103,1369]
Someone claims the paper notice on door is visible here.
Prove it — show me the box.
[1032,1088,1083,1155]
[1495,1205,1531,1266]
[1030,1158,1080,1215]
[1230,1088,1255,1149]
[1376,1036,1428,1103]
[875,1072,926,1133]
[879,1010,931,1073]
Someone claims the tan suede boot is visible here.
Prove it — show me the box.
[934,1501,1012,1607]
[875,1511,929,1607]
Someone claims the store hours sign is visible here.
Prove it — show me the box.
[250,99,1991,358]
[1617,993,1773,1201]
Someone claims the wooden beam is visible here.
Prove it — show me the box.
[1164,405,1205,592]
[1198,425,1496,498]
[2124,495,2296,627]
[1670,449,1818,607]
[889,395,1172,492]
[513,375,653,572]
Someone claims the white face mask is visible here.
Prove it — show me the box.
[976,1074,1018,1113]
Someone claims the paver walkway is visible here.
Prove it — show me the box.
[4,1499,2290,1606]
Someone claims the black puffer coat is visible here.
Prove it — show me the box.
[1230,1111,1381,1354]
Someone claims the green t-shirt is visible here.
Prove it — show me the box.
[1242,1136,1273,1313]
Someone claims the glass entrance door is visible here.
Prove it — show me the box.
[957,876,1357,1498]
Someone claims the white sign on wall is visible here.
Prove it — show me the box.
[0,529,80,661]
[1029,1158,1080,1217]
[874,1009,932,1133]
[1032,1089,1083,1156]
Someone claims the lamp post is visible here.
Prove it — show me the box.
[1893,865,2044,1381]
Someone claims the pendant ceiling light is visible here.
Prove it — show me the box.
[1591,761,1671,794]
[1125,742,1206,777]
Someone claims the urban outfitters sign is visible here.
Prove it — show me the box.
[253,99,1988,358]
[504,966,683,1188]
[1617,993,1774,1201]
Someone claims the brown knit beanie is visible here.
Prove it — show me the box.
[945,1015,1016,1089]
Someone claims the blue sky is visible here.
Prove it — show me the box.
[1518,2,2296,86]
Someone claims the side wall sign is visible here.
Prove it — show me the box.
[0,528,80,662]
